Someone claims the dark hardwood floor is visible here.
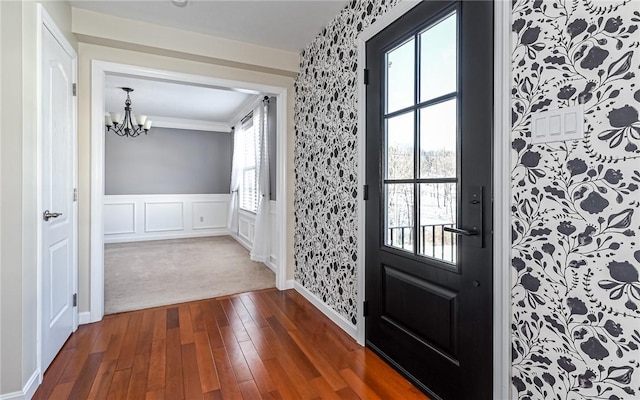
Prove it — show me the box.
[34,289,428,399]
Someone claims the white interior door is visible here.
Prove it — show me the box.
[41,24,76,372]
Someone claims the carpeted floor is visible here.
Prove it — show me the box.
[104,236,275,314]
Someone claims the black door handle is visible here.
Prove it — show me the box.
[443,227,479,236]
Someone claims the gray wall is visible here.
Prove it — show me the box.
[105,127,231,195]
[268,97,277,200]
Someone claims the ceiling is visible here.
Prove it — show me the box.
[105,74,257,123]
[70,0,349,52]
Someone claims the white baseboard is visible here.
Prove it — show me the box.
[105,229,230,244]
[293,281,358,340]
[265,260,277,273]
[231,233,252,252]
[78,311,92,325]
[230,235,278,271]
[285,279,295,289]
[0,369,40,400]
[23,370,39,400]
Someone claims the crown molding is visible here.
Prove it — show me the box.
[145,116,231,132]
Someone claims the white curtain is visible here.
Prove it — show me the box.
[250,99,271,262]
[227,126,244,234]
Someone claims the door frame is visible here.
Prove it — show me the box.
[36,3,79,382]
[354,1,511,398]
[89,61,289,322]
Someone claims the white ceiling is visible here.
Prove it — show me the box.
[105,74,257,123]
[70,0,349,52]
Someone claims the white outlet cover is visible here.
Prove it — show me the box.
[531,104,584,144]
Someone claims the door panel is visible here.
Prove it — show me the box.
[365,1,493,398]
[48,239,71,323]
[42,25,75,372]
[382,265,458,357]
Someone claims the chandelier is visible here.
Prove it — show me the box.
[105,87,152,137]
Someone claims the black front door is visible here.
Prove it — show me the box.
[364,1,493,399]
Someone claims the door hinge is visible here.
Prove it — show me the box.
[363,301,369,317]
[363,185,369,201]
[72,83,77,96]
[72,293,77,307]
[73,188,78,202]
[363,69,370,85]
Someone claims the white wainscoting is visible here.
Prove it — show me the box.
[232,201,278,271]
[104,194,230,243]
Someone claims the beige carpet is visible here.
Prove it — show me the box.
[104,236,275,314]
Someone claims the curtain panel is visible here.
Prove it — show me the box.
[250,100,271,262]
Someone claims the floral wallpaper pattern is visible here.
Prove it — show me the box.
[511,0,640,398]
[295,0,639,398]
[294,0,398,325]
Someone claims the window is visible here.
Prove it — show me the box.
[383,11,459,264]
[239,113,258,212]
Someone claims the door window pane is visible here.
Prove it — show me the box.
[420,12,457,102]
[419,183,457,264]
[386,38,415,113]
[385,184,414,252]
[386,111,415,180]
[420,99,457,179]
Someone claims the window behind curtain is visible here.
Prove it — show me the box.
[239,113,258,212]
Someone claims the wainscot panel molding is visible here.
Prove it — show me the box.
[232,201,278,271]
[104,194,230,243]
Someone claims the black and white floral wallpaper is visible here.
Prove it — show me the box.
[294,0,399,325]
[295,0,640,398]
[511,0,639,398]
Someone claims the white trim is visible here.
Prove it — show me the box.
[91,61,289,323]
[274,89,288,291]
[227,94,264,127]
[359,0,421,43]
[78,311,92,325]
[104,193,231,241]
[0,369,40,400]
[265,259,277,273]
[493,1,512,399]
[105,230,230,244]
[90,61,106,323]
[23,369,40,400]
[36,4,79,396]
[232,231,253,252]
[230,201,279,274]
[144,115,232,133]
[35,5,44,391]
[40,9,76,58]
[354,0,422,348]
[355,0,512,397]
[294,281,357,339]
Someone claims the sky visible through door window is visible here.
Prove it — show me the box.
[384,11,458,263]
[385,12,457,152]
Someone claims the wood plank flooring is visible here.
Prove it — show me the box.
[34,289,428,399]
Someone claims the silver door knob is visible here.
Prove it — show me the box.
[43,210,63,221]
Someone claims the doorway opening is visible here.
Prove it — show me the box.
[90,61,288,321]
